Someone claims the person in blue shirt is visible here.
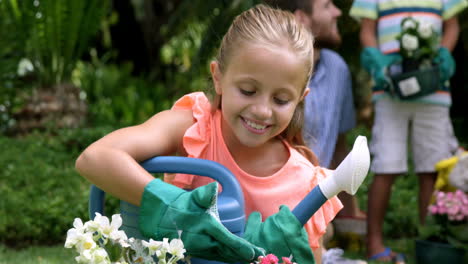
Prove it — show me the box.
[264,1,366,263]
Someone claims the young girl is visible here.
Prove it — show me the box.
[76,4,342,263]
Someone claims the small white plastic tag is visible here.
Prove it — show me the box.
[398,77,421,96]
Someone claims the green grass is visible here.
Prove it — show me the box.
[0,240,417,264]
[0,244,75,264]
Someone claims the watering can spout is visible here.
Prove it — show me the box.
[292,136,370,225]
[320,135,370,198]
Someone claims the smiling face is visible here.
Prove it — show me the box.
[211,43,309,148]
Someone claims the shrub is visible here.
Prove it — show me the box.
[0,127,119,247]
[72,60,177,127]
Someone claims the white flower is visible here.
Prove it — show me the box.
[418,21,433,38]
[117,236,130,248]
[75,249,93,263]
[167,238,186,260]
[90,248,110,264]
[156,238,171,259]
[76,233,97,253]
[65,218,87,248]
[86,212,105,233]
[65,214,187,263]
[101,214,124,239]
[109,229,128,244]
[142,238,164,256]
[17,58,34,76]
[88,213,124,241]
[129,238,152,262]
[402,19,417,30]
[401,34,418,51]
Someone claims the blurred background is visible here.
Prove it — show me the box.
[1,0,467,262]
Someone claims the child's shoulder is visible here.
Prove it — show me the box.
[172,92,212,111]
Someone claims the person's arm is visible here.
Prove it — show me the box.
[75,109,195,206]
[441,16,460,51]
[360,18,378,47]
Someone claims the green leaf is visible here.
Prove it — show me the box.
[447,236,468,250]
[448,223,468,242]
[104,240,123,262]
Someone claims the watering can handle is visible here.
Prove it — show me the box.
[89,156,245,220]
[140,156,244,208]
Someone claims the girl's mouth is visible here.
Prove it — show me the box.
[241,117,270,134]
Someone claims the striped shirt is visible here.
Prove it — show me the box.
[350,0,468,106]
[303,49,356,168]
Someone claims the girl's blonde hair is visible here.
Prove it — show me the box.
[212,4,318,166]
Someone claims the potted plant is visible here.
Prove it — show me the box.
[390,17,440,100]
[396,17,439,72]
[415,190,468,264]
[66,213,298,264]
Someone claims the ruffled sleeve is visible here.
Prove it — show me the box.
[164,92,214,188]
[304,167,343,249]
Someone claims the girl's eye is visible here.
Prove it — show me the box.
[274,97,289,105]
[240,89,255,96]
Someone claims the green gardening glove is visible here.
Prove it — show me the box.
[139,179,263,262]
[243,205,315,264]
[434,47,455,85]
[360,47,401,89]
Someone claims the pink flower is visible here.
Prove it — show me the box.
[447,204,460,216]
[281,257,293,264]
[261,254,279,264]
[430,190,468,221]
[429,205,438,214]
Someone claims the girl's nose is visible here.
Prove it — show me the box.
[251,99,272,120]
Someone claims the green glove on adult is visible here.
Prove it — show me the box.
[360,47,401,89]
[243,205,315,264]
[139,179,263,262]
[434,47,455,85]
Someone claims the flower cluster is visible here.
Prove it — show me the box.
[397,17,438,62]
[429,190,468,221]
[419,190,468,250]
[250,254,296,264]
[65,213,187,264]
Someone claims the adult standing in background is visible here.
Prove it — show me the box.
[350,0,467,262]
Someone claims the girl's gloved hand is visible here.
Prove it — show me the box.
[434,47,455,85]
[360,47,401,89]
[243,205,315,264]
[139,179,263,262]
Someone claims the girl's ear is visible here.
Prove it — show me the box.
[210,61,223,95]
[301,88,310,101]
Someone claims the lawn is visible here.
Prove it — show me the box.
[0,244,75,264]
[0,238,417,264]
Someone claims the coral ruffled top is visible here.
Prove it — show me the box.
[164,92,343,249]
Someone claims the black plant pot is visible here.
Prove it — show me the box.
[415,239,467,264]
[390,65,439,100]
[402,58,420,73]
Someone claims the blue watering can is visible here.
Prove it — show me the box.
[89,136,370,264]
